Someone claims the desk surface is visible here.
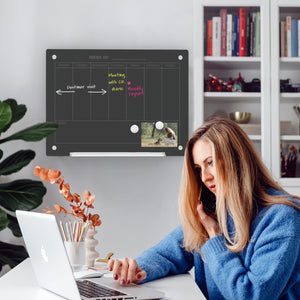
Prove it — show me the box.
[0,258,206,300]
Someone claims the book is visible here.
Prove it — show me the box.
[204,20,207,56]
[252,12,257,57]
[286,16,292,57]
[255,12,261,57]
[245,11,251,56]
[206,19,213,56]
[298,20,300,57]
[239,8,246,56]
[249,14,254,56]
[220,9,227,56]
[226,14,232,56]
[280,21,286,57]
[212,17,221,56]
[236,15,240,56]
[291,19,298,57]
[231,14,238,56]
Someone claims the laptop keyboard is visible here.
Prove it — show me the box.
[77,280,126,298]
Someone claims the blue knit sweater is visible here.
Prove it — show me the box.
[136,189,300,299]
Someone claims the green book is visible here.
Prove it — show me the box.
[255,12,260,57]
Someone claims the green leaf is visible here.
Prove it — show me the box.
[0,101,12,134]
[0,150,35,176]
[0,179,46,211]
[0,241,28,271]
[7,214,22,237]
[0,122,58,144]
[0,209,9,232]
[2,99,27,133]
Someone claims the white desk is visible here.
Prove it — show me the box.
[0,258,206,300]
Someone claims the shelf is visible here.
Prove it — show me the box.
[280,57,300,63]
[249,135,261,141]
[278,177,300,187]
[204,56,261,69]
[280,58,300,70]
[204,92,261,102]
[280,93,300,99]
[194,0,270,174]
[204,56,261,62]
[280,135,300,141]
[270,0,300,191]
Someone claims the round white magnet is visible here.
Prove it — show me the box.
[155,121,164,130]
[130,124,139,134]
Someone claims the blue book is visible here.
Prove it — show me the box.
[236,15,240,56]
[231,14,237,56]
[291,19,298,57]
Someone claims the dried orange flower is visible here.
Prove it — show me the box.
[34,166,101,229]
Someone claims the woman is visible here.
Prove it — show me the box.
[108,118,300,299]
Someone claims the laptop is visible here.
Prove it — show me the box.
[16,210,164,300]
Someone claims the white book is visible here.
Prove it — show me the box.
[226,14,232,56]
[212,16,221,56]
[298,20,300,57]
[286,16,292,57]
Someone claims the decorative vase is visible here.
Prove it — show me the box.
[85,226,99,267]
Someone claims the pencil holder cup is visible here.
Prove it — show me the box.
[64,241,86,271]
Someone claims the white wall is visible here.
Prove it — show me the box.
[0,0,194,271]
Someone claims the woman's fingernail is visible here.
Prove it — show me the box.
[137,274,142,279]
[127,280,131,284]
[121,279,126,285]
[198,200,201,205]
[113,274,118,280]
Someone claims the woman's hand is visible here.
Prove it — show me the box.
[108,258,147,285]
[197,200,219,239]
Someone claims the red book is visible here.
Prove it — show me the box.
[239,8,246,56]
[220,9,227,56]
[207,19,213,56]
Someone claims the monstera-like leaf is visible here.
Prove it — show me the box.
[0,99,58,272]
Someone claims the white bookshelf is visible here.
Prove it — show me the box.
[271,0,300,192]
[193,0,270,167]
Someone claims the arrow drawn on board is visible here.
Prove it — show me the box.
[56,89,76,96]
[88,89,107,95]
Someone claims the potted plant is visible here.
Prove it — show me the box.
[0,98,58,272]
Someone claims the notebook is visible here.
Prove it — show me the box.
[16,210,164,300]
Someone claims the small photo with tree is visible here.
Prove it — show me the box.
[141,122,178,147]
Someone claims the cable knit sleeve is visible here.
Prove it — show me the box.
[201,204,300,300]
[135,226,194,283]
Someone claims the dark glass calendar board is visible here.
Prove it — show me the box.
[46,49,188,156]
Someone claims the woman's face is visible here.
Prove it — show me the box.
[192,139,216,194]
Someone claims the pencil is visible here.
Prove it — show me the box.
[75,221,80,242]
[68,221,73,242]
[72,220,76,241]
[65,222,71,242]
[82,222,90,241]
[60,221,68,241]
[79,222,88,241]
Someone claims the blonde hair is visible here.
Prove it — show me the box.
[179,118,300,253]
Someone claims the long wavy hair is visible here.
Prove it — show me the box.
[179,118,300,253]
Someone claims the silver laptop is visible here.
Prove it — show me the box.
[16,210,164,300]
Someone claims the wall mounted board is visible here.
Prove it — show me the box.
[46,49,188,156]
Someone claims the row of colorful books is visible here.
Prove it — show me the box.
[280,17,300,57]
[204,8,261,57]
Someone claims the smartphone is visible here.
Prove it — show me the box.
[200,184,216,215]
